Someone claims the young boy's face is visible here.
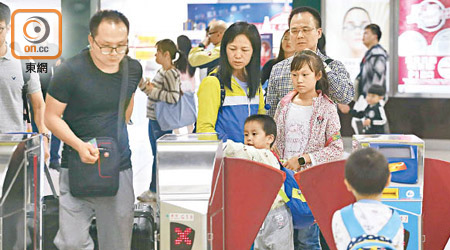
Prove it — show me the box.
[244,121,274,150]
[366,93,383,105]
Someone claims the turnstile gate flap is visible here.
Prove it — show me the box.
[423,158,450,250]
[208,157,285,249]
[295,160,351,250]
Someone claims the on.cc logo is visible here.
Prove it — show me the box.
[23,16,50,44]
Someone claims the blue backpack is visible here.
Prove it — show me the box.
[279,166,315,229]
[340,204,402,250]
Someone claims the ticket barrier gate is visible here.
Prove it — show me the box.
[296,159,450,250]
[0,134,45,250]
[157,134,222,250]
[353,134,424,250]
[157,134,285,249]
[294,134,450,250]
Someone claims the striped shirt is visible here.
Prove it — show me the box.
[139,68,181,120]
[266,50,354,117]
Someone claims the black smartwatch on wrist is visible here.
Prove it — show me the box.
[298,156,306,167]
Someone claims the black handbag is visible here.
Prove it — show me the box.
[68,137,120,197]
[68,58,129,197]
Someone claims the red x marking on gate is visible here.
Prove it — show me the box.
[174,227,192,245]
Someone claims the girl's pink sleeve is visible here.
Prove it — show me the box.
[309,106,344,165]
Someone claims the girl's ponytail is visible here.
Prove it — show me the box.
[156,39,184,68]
[172,51,180,63]
[316,68,330,96]
[173,50,188,73]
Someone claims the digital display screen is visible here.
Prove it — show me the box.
[397,0,450,97]
[170,222,195,250]
[378,147,412,158]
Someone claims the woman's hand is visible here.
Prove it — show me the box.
[146,79,155,92]
[139,78,156,95]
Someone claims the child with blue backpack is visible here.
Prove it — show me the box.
[224,114,314,250]
[332,147,404,250]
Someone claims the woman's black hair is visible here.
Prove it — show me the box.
[217,22,261,98]
[276,29,290,62]
[290,50,330,96]
[177,35,196,77]
[156,39,187,72]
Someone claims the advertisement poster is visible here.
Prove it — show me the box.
[398,0,450,95]
[260,34,273,67]
[187,3,291,59]
[324,0,390,81]
[187,3,291,32]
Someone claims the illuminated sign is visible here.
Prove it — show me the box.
[170,222,195,250]
[398,0,450,95]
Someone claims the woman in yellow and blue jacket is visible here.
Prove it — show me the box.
[197,22,265,143]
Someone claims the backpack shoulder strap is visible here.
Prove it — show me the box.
[324,58,334,65]
[323,58,334,73]
[351,240,396,250]
[209,71,225,108]
[20,59,32,123]
[378,209,402,240]
[340,204,366,239]
[219,77,225,108]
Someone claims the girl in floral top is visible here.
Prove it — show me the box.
[273,50,343,249]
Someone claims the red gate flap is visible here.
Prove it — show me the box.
[423,158,450,250]
[224,158,285,249]
[295,160,354,250]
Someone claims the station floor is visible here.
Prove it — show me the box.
[43,90,450,199]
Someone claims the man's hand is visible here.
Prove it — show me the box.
[283,156,301,171]
[202,36,210,47]
[363,119,371,126]
[43,138,50,162]
[338,104,350,114]
[77,142,99,164]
